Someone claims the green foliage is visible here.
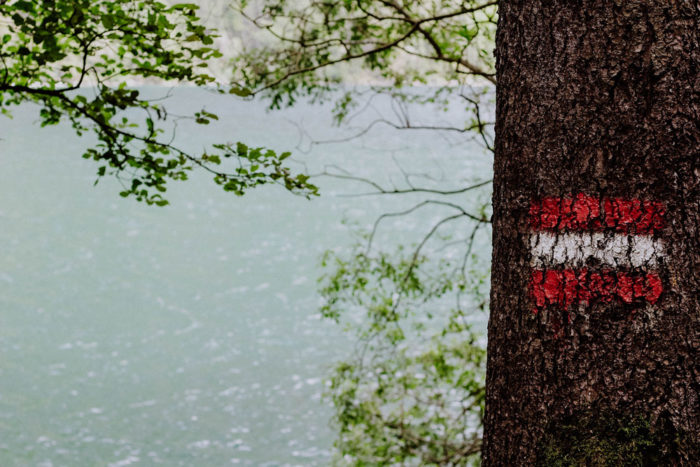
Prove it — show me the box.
[0,0,317,204]
[319,231,490,465]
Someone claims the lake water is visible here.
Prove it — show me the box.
[0,87,492,466]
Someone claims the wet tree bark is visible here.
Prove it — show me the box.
[483,1,699,465]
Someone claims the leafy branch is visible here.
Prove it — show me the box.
[0,0,317,204]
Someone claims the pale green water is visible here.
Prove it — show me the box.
[0,87,492,466]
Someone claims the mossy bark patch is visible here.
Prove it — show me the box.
[537,411,693,466]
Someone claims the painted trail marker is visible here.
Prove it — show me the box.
[528,194,665,315]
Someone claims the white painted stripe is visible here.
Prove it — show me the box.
[530,232,664,268]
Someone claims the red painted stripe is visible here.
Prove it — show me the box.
[530,268,663,311]
[529,193,665,234]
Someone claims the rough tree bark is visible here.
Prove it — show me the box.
[484,1,699,465]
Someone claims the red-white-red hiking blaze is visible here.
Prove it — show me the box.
[528,194,665,316]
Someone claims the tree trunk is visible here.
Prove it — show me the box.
[483,1,699,465]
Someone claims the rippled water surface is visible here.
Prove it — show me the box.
[0,88,491,466]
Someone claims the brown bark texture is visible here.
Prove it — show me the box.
[484,1,699,465]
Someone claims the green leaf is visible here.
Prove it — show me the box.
[229,86,253,97]
[102,15,115,29]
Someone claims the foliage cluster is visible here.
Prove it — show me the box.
[319,224,490,465]
[0,0,316,204]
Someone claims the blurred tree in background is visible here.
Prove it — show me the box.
[230,1,497,464]
[2,0,497,463]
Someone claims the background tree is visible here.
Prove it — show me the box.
[231,1,497,464]
[2,1,496,462]
[485,1,699,464]
[0,0,316,205]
